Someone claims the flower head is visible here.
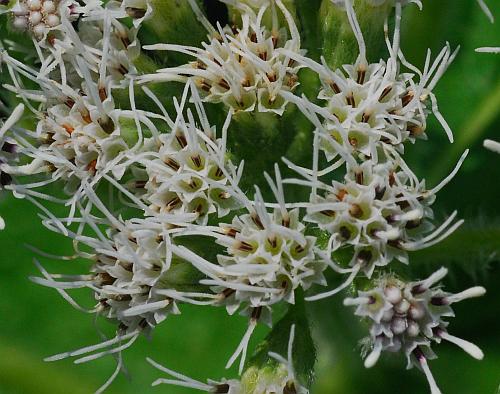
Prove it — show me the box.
[137,84,243,225]
[344,268,485,393]
[10,0,69,39]
[140,0,304,114]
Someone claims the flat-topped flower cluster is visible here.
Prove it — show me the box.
[0,0,492,393]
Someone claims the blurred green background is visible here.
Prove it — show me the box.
[0,1,499,393]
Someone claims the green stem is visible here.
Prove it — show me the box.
[246,291,316,388]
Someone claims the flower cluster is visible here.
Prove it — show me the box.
[313,49,455,160]
[301,156,466,281]
[11,0,66,39]
[136,95,242,224]
[140,0,304,114]
[0,0,491,393]
[344,268,485,393]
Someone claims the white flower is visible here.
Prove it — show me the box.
[30,211,215,388]
[0,103,25,230]
[282,2,457,163]
[31,216,188,334]
[286,142,468,301]
[344,268,485,394]
[176,165,325,312]
[6,94,135,198]
[136,83,243,225]
[171,166,326,372]
[306,158,466,274]
[212,206,322,307]
[139,0,304,114]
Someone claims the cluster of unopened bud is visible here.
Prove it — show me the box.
[11,0,61,38]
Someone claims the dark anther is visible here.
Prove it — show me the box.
[175,133,187,148]
[387,239,401,249]
[267,72,277,82]
[0,172,12,186]
[98,85,107,102]
[166,196,181,211]
[431,297,448,306]
[268,237,277,248]
[225,227,238,238]
[412,346,426,362]
[165,157,180,171]
[408,125,425,137]
[125,7,147,19]
[375,186,386,200]
[117,63,129,76]
[251,213,264,229]
[339,226,351,240]
[238,241,254,252]
[283,381,298,394]
[251,306,262,321]
[355,171,364,185]
[201,80,212,92]
[134,180,147,189]
[214,384,230,394]
[361,112,371,123]
[221,288,236,299]
[329,81,341,94]
[379,85,392,101]
[98,117,115,133]
[336,189,347,201]
[357,69,366,84]
[349,203,363,218]
[218,79,230,90]
[272,35,279,48]
[346,93,356,107]
[389,171,396,187]
[405,219,421,229]
[401,90,414,107]
[281,216,290,227]
[357,249,373,264]
[191,155,202,168]
[214,166,224,178]
[294,244,305,254]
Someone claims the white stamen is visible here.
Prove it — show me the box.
[484,139,500,153]
[439,332,484,360]
[447,286,486,304]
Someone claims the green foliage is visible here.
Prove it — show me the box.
[247,292,316,388]
[319,0,392,68]
[0,1,499,394]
